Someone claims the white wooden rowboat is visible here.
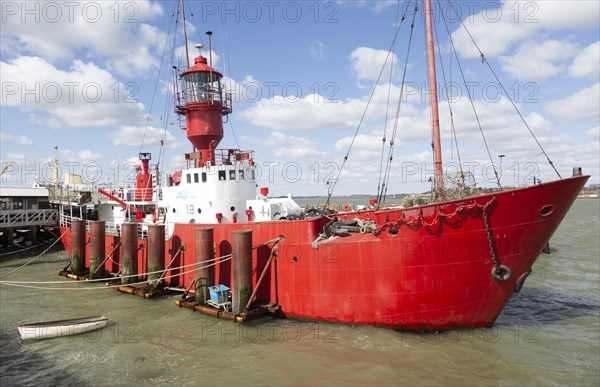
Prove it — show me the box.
[17,315,108,340]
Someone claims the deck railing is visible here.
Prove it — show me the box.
[59,214,147,238]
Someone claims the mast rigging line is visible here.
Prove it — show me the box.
[379,1,420,205]
[325,0,413,209]
[433,1,465,186]
[157,2,181,169]
[376,0,404,206]
[220,28,242,150]
[444,0,561,179]
[159,7,180,168]
[185,0,206,48]
[139,8,176,156]
[438,2,502,189]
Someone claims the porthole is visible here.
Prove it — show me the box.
[540,205,554,217]
[172,208,176,213]
[197,208,202,214]
[230,206,235,212]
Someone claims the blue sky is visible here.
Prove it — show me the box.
[1,0,599,196]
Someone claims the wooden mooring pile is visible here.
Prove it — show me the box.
[59,220,283,322]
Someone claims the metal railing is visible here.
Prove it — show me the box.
[48,184,161,205]
[0,209,58,228]
[59,214,147,238]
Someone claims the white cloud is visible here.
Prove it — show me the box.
[0,0,165,77]
[586,127,600,138]
[4,153,26,161]
[1,56,145,127]
[350,47,398,82]
[333,95,560,170]
[569,41,600,80]
[222,75,261,103]
[372,1,396,14]
[499,40,578,81]
[107,125,182,149]
[55,148,102,163]
[105,24,166,77]
[239,95,360,131]
[450,1,600,58]
[309,40,326,61]
[335,133,383,152]
[545,83,600,122]
[242,132,328,160]
[0,133,33,145]
[238,81,410,131]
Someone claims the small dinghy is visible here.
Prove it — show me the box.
[18,315,108,340]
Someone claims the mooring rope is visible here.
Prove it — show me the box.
[0,241,49,257]
[0,235,284,290]
[0,253,233,285]
[0,228,69,280]
[0,255,233,291]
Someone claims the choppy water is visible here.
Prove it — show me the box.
[1,199,598,386]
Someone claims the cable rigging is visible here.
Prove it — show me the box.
[376,1,403,206]
[444,0,561,179]
[439,1,502,189]
[139,4,176,157]
[324,0,413,209]
[433,1,466,189]
[379,1,420,205]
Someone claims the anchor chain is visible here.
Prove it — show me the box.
[482,202,511,281]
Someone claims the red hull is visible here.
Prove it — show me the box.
[60,175,588,329]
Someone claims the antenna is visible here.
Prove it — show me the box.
[206,31,214,103]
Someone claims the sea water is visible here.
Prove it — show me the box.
[1,199,598,386]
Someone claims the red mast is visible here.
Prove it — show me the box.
[424,0,443,197]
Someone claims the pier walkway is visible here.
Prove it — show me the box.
[0,209,58,229]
